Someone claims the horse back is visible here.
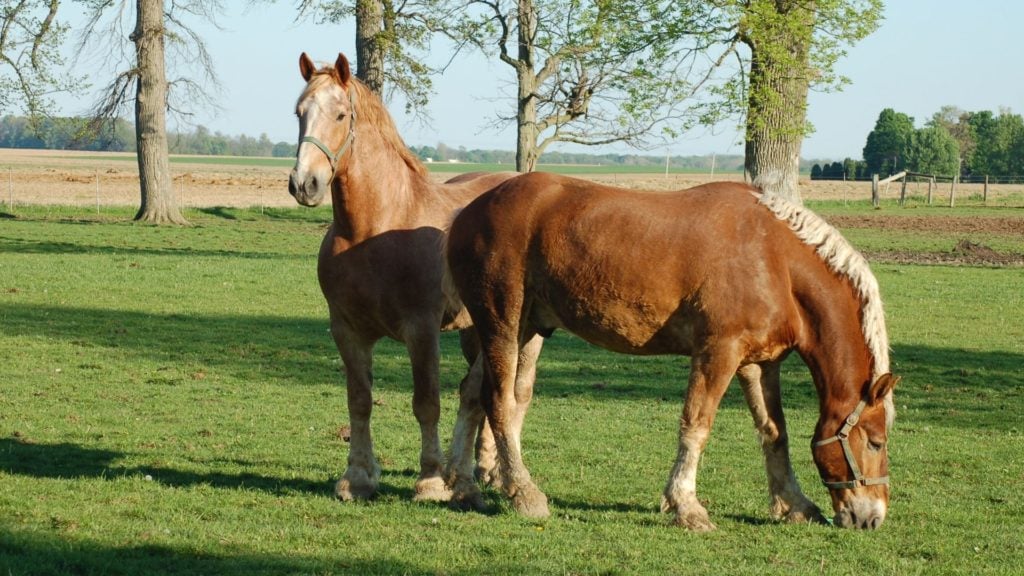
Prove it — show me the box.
[449,173,819,358]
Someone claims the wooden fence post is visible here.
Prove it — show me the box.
[983,175,989,204]
[949,175,957,208]
[899,174,908,206]
[927,176,934,205]
[872,174,879,208]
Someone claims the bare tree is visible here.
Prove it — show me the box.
[79,0,221,224]
[299,0,460,113]
[456,0,721,172]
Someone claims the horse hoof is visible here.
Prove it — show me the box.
[414,477,454,502]
[335,477,377,501]
[512,489,550,519]
[785,504,828,525]
[449,488,486,513]
[673,510,717,532]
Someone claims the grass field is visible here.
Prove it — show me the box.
[1,203,1022,575]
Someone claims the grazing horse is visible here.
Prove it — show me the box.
[445,173,899,530]
[288,52,518,501]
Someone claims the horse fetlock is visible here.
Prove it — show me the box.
[475,462,503,489]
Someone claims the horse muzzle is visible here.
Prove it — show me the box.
[288,169,328,207]
[832,496,887,529]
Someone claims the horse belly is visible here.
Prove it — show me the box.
[530,282,699,356]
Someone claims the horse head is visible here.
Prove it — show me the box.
[812,372,899,529]
[289,52,357,207]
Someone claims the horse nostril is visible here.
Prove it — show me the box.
[288,177,298,197]
[867,516,882,530]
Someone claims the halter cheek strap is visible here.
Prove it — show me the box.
[814,399,890,490]
[299,88,357,175]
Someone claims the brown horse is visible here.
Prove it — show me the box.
[445,173,898,530]
[288,52,518,501]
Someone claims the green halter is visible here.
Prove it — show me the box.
[299,88,357,175]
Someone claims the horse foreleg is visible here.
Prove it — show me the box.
[737,362,826,524]
[662,349,739,531]
[406,330,453,502]
[333,328,381,501]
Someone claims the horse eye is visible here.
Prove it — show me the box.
[867,439,885,452]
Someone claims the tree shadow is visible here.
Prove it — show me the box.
[0,528,459,576]
[0,233,298,260]
[0,437,422,500]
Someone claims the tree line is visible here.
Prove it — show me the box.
[3,1,884,223]
[0,115,296,157]
[811,105,1024,181]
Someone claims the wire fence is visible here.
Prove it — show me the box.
[2,163,297,214]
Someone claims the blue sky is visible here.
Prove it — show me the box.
[55,1,1023,160]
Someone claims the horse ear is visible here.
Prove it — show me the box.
[335,53,352,84]
[867,373,899,405]
[299,52,316,82]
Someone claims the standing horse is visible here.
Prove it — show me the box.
[288,52,518,501]
[445,173,898,530]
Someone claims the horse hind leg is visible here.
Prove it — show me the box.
[737,361,826,524]
[484,327,550,519]
[333,328,382,501]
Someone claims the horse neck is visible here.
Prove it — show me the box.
[796,273,875,416]
[329,133,433,242]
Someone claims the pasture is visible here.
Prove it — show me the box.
[1,182,1023,573]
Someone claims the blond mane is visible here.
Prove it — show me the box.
[300,66,428,179]
[755,193,891,380]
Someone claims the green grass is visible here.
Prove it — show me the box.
[1,207,1022,574]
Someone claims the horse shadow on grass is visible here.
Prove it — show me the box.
[0,437,418,501]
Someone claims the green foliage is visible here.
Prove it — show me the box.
[969,109,1024,177]
[863,108,915,175]
[0,207,1022,573]
[905,126,960,176]
[0,0,85,116]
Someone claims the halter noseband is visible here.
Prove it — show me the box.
[813,399,889,490]
[299,88,357,175]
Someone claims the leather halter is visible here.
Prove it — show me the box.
[813,399,889,490]
[299,88,356,177]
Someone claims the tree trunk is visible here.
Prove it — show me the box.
[742,2,813,205]
[355,0,385,95]
[514,0,538,172]
[132,0,186,224]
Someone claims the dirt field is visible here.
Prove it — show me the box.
[4,149,1022,267]
[4,148,1024,209]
